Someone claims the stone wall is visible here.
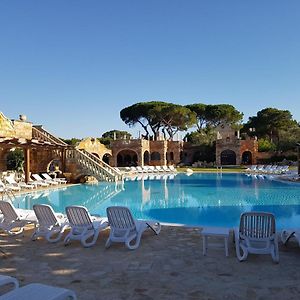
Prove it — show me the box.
[110,139,183,167]
[0,112,32,139]
[77,137,112,159]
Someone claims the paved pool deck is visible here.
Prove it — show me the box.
[0,226,300,300]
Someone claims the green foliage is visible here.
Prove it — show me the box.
[244,108,297,142]
[120,101,196,140]
[185,129,216,146]
[258,138,277,152]
[61,138,81,146]
[98,137,111,148]
[102,130,132,139]
[6,148,24,171]
[186,103,243,132]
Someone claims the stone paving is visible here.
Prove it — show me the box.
[0,226,300,300]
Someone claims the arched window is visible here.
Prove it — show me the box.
[220,149,236,165]
[151,152,161,161]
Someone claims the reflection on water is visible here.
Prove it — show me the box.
[13,173,300,228]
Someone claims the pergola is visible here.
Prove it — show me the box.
[0,137,68,182]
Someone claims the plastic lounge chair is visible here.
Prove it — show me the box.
[0,179,21,192]
[136,166,144,173]
[155,166,164,172]
[0,274,19,290]
[64,206,108,247]
[169,166,177,173]
[4,176,34,190]
[105,206,161,250]
[148,166,158,173]
[162,166,171,172]
[32,174,58,185]
[0,282,77,300]
[0,201,37,235]
[42,173,67,184]
[28,176,49,187]
[245,165,257,172]
[32,204,69,243]
[281,229,300,247]
[234,212,279,263]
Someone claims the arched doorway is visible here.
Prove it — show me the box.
[151,152,161,161]
[102,153,111,165]
[143,151,150,165]
[116,150,138,167]
[220,149,236,165]
[242,151,252,165]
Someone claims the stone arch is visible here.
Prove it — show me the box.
[143,150,150,165]
[241,151,252,165]
[92,152,100,158]
[47,159,63,173]
[102,153,111,165]
[151,152,161,161]
[116,149,138,167]
[220,149,236,165]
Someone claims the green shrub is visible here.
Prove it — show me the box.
[258,138,277,152]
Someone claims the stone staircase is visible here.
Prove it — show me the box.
[66,148,123,182]
[32,126,122,182]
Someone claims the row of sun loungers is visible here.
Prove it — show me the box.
[125,173,177,181]
[0,173,67,193]
[0,201,161,250]
[117,165,177,174]
[245,165,289,174]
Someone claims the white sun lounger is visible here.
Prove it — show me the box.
[0,282,77,300]
[4,176,34,190]
[32,204,69,243]
[42,173,67,184]
[64,206,108,247]
[32,174,58,185]
[169,166,177,173]
[281,229,300,247]
[0,179,21,192]
[0,274,19,290]
[234,212,279,263]
[0,201,37,235]
[106,206,161,250]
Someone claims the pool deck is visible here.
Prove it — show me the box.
[1,226,300,299]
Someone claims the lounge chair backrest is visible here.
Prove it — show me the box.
[33,204,58,226]
[239,212,275,240]
[106,206,136,230]
[66,206,93,228]
[42,173,52,181]
[4,176,16,185]
[0,201,19,222]
[32,174,43,181]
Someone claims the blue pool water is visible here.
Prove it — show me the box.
[13,173,300,228]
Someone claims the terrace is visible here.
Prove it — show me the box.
[0,225,300,299]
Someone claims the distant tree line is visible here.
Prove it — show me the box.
[120,101,300,153]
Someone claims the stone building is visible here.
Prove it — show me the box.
[110,138,184,167]
[215,123,258,165]
[77,138,112,164]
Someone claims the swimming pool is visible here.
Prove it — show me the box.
[14,173,300,228]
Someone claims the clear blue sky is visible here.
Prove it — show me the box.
[0,0,299,139]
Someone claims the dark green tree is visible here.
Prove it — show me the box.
[6,148,24,171]
[244,108,297,143]
[61,138,82,146]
